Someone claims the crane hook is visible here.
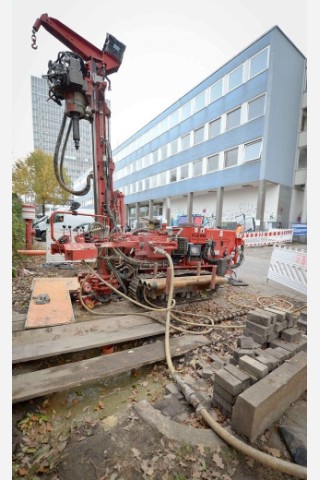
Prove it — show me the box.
[31,32,38,50]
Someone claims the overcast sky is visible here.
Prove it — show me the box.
[11,0,307,163]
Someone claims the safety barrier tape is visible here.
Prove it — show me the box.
[241,229,293,247]
[267,244,307,295]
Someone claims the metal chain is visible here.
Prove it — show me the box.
[31,31,38,50]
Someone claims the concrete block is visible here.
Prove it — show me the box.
[270,338,307,355]
[201,367,215,379]
[262,307,286,322]
[297,319,307,334]
[214,368,246,396]
[275,320,289,333]
[237,335,260,349]
[256,349,281,367]
[210,360,225,372]
[233,348,257,361]
[281,328,301,343]
[269,346,292,361]
[212,392,233,417]
[245,320,275,336]
[299,311,307,321]
[242,329,268,346]
[254,355,274,372]
[267,331,279,342]
[239,355,269,379]
[214,383,237,405]
[208,353,227,366]
[247,310,273,326]
[224,363,251,388]
[231,351,307,441]
[286,314,295,328]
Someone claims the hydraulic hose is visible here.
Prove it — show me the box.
[54,113,93,195]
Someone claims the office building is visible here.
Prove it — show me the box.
[112,26,307,230]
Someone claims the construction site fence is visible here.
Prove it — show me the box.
[267,244,307,295]
[240,229,293,247]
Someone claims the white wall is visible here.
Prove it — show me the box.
[168,183,283,226]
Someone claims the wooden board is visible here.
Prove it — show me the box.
[12,334,209,403]
[13,314,165,363]
[24,277,79,329]
[13,312,165,363]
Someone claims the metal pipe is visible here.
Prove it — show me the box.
[142,275,228,291]
[17,250,46,256]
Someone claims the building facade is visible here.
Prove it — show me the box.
[111,26,307,230]
[31,75,93,184]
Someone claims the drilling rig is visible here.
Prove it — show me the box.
[31,14,244,309]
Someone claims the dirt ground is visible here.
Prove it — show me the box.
[11,247,307,480]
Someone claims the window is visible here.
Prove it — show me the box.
[248,95,265,121]
[181,133,191,150]
[159,171,167,185]
[298,146,307,169]
[210,79,223,102]
[152,149,159,163]
[249,48,269,78]
[207,154,219,172]
[209,118,221,138]
[150,175,158,188]
[226,107,241,130]
[169,110,179,127]
[192,159,203,176]
[301,108,307,132]
[194,91,206,113]
[181,101,192,120]
[228,65,243,91]
[170,169,177,183]
[145,178,150,189]
[180,164,189,180]
[138,180,143,192]
[161,144,168,160]
[244,140,262,162]
[194,126,205,144]
[144,154,152,167]
[224,148,238,168]
[159,117,168,134]
[170,139,179,155]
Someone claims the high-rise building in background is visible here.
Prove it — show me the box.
[31,75,93,184]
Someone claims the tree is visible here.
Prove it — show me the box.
[12,193,25,269]
[12,150,72,215]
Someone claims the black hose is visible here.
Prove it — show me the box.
[53,113,93,196]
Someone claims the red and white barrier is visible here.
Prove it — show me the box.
[241,229,293,247]
[267,245,307,295]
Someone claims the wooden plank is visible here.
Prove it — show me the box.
[12,312,165,363]
[25,278,79,329]
[12,313,27,333]
[12,334,209,403]
[13,322,165,363]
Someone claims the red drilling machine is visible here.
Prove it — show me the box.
[31,14,245,309]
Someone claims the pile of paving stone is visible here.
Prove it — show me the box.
[210,307,307,417]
